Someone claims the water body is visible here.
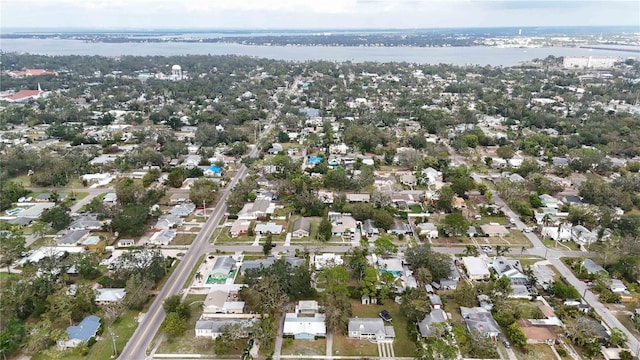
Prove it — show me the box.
[1,39,637,66]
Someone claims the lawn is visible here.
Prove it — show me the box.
[515,344,558,360]
[183,254,206,289]
[331,334,378,357]
[616,313,640,341]
[211,226,255,245]
[350,300,416,357]
[172,233,196,245]
[156,294,210,354]
[542,238,579,251]
[32,310,140,360]
[281,337,326,356]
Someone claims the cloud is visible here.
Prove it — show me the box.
[1,0,637,29]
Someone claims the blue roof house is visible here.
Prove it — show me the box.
[58,315,101,349]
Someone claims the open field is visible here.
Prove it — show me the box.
[156,294,211,354]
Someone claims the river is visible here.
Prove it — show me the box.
[1,39,638,66]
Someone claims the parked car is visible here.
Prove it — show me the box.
[503,340,511,348]
[379,310,392,322]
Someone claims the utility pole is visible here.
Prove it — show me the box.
[109,326,118,357]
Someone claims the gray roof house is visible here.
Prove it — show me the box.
[57,315,101,349]
[362,219,379,238]
[241,256,306,275]
[291,218,311,238]
[388,221,412,236]
[68,215,103,231]
[581,259,607,275]
[460,307,501,341]
[348,318,395,341]
[254,222,283,235]
[418,309,448,338]
[58,230,90,246]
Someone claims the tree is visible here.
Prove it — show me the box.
[115,178,145,206]
[549,281,580,300]
[496,145,515,160]
[189,178,217,206]
[400,287,431,322]
[0,230,25,273]
[506,322,527,348]
[360,267,379,298]
[41,205,72,231]
[372,209,394,231]
[262,233,274,255]
[142,168,161,187]
[167,167,188,188]
[0,317,26,358]
[349,247,369,280]
[609,328,628,347]
[464,245,479,257]
[436,186,455,212]
[124,273,152,310]
[374,235,398,257]
[318,216,332,242]
[109,204,150,237]
[454,281,477,307]
[161,312,187,337]
[163,295,191,320]
[441,212,470,237]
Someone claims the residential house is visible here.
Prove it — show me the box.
[57,315,101,349]
[388,221,412,236]
[361,219,379,238]
[462,257,490,280]
[429,294,443,309]
[346,193,371,203]
[291,217,311,238]
[508,173,526,183]
[542,224,572,242]
[238,198,275,219]
[57,230,90,246]
[581,259,608,275]
[572,225,597,246]
[400,173,417,186]
[610,279,628,293]
[283,300,326,339]
[149,229,176,246]
[467,226,478,237]
[254,222,283,235]
[562,196,584,206]
[103,192,118,205]
[195,319,255,339]
[460,307,501,341]
[182,154,202,168]
[539,194,560,208]
[202,288,245,317]
[154,215,182,230]
[329,212,357,237]
[348,318,395,341]
[169,203,196,217]
[492,257,527,283]
[95,288,126,306]
[169,192,190,204]
[418,222,438,239]
[117,239,134,247]
[418,309,448,338]
[479,224,509,237]
[230,220,251,237]
[68,215,102,231]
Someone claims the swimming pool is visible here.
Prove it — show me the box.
[6,208,23,216]
[83,236,100,245]
[309,156,323,164]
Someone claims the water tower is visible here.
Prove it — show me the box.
[171,64,182,81]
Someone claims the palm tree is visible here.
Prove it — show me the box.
[464,245,479,257]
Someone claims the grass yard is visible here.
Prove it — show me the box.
[350,300,416,357]
[183,254,206,289]
[616,313,640,341]
[331,334,378,357]
[156,294,210,354]
[541,238,579,251]
[172,233,196,245]
[211,226,254,245]
[515,344,558,360]
[281,338,326,356]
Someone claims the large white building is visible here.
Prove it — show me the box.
[563,56,617,69]
[171,65,183,81]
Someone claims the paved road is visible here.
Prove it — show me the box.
[490,190,640,355]
[118,153,257,360]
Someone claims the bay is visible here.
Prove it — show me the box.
[1,38,637,66]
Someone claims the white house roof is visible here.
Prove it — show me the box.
[283,313,326,337]
[462,257,490,277]
[95,288,126,303]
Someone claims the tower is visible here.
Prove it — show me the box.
[171,65,182,81]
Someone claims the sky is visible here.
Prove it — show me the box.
[1,0,639,30]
